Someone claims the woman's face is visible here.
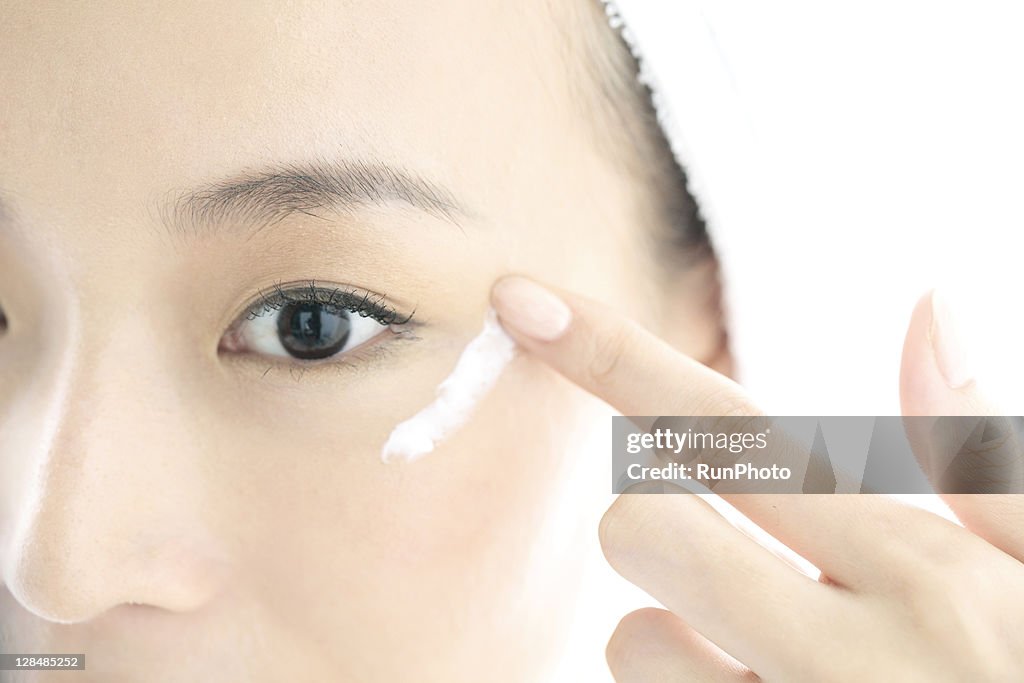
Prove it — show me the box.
[0,2,713,681]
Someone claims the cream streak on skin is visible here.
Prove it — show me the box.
[381,309,517,463]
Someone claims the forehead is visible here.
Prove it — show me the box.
[0,1,585,232]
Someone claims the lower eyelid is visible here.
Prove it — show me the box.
[220,325,422,379]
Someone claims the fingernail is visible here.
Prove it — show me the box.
[491,276,572,341]
[929,290,973,389]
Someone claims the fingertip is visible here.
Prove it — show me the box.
[928,289,973,390]
[490,276,573,342]
[901,290,940,416]
[900,289,979,417]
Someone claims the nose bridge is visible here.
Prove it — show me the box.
[3,312,226,623]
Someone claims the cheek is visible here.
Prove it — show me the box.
[200,351,602,659]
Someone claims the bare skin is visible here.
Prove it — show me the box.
[492,277,1024,682]
[2,2,1019,682]
[0,2,722,681]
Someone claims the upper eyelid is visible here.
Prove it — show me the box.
[236,281,416,327]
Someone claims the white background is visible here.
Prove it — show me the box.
[557,3,1024,680]
[691,2,1024,415]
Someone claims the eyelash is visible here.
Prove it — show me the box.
[222,280,419,377]
[242,280,415,327]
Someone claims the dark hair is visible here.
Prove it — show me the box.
[562,0,713,265]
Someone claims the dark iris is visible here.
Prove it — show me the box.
[276,302,352,360]
[0,308,6,334]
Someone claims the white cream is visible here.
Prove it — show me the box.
[381,309,517,463]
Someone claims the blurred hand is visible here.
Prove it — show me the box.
[492,277,1024,682]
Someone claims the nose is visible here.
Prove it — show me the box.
[0,316,229,624]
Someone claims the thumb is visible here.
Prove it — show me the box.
[900,289,1024,561]
[900,288,985,416]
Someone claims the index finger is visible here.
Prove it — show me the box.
[490,275,754,418]
[489,275,828,493]
[489,275,968,590]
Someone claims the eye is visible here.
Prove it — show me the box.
[233,300,384,360]
[220,283,413,362]
[0,306,7,335]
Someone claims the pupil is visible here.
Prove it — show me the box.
[277,302,352,360]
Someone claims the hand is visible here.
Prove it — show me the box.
[491,276,1024,682]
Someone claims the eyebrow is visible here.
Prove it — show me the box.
[159,157,470,239]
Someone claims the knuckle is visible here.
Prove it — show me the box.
[693,389,758,419]
[605,608,668,673]
[598,494,652,568]
[870,515,972,594]
[585,321,636,389]
[597,500,624,561]
[877,535,1002,641]
[892,571,1011,677]
[604,619,633,673]
[897,513,987,577]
